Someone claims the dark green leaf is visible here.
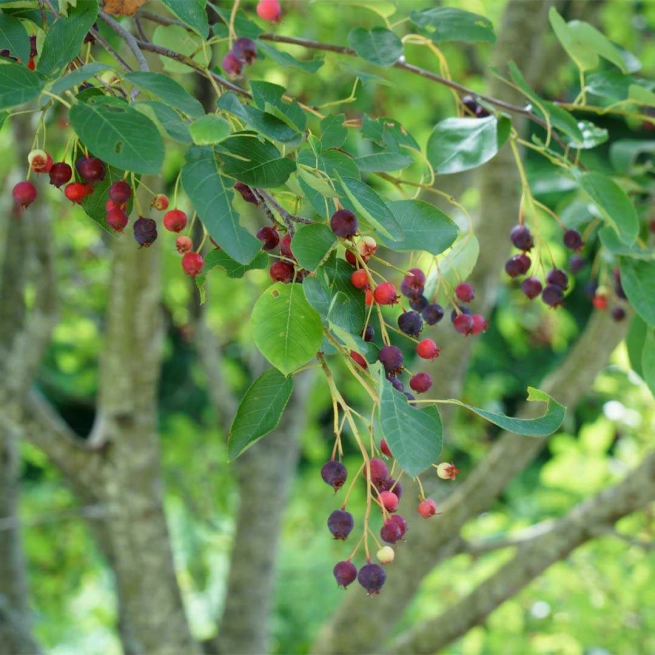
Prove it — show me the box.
[137,100,192,144]
[620,258,655,328]
[228,369,294,460]
[181,147,261,264]
[380,200,458,255]
[125,71,204,118]
[198,248,268,281]
[0,13,29,64]
[321,114,347,151]
[69,97,164,174]
[347,27,403,67]
[355,151,414,172]
[626,316,647,378]
[598,227,655,259]
[323,258,366,333]
[161,0,209,37]
[0,61,43,110]
[642,328,655,397]
[250,81,306,131]
[410,7,496,43]
[219,134,296,187]
[378,369,443,477]
[51,62,111,96]
[586,71,635,100]
[251,282,324,375]
[427,115,511,175]
[212,7,263,39]
[291,223,337,272]
[37,1,98,78]
[257,41,324,73]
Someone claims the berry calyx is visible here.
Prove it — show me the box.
[232,37,258,64]
[409,372,433,394]
[378,491,399,512]
[163,209,188,233]
[175,236,193,254]
[330,209,358,238]
[455,282,475,303]
[109,180,132,203]
[28,149,53,173]
[350,269,369,290]
[106,207,129,233]
[373,282,399,305]
[256,226,280,251]
[64,182,88,204]
[563,229,583,251]
[269,260,295,283]
[333,561,357,588]
[453,313,474,335]
[133,217,158,248]
[349,351,368,369]
[12,181,37,208]
[510,224,534,251]
[151,194,169,211]
[256,0,282,22]
[76,156,106,183]
[436,462,460,480]
[376,546,395,565]
[327,510,354,540]
[321,461,348,491]
[422,303,444,325]
[380,438,393,458]
[417,339,440,360]
[181,252,204,277]
[418,498,437,518]
[397,310,423,337]
[378,345,403,375]
[365,458,389,484]
[380,519,403,544]
[521,276,542,300]
[48,162,72,188]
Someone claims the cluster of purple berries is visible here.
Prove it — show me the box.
[222,38,258,78]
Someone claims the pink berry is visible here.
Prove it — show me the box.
[453,313,474,335]
[182,252,204,277]
[416,338,440,360]
[410,372,432,394]
[470,314,488,335]
[418,498,437,518]
[455,282,475,303]
[12,181,37,208]
[222,52,243,77]
[256,0,282,22]
[176,236,193,254]
[380,438,393,459]
[350,269,369,290]
[364,458,389,484]
[151,194,169,211]
[106,207,129,233]
[378,491,399,512]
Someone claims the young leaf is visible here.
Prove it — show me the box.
[620,258,655,328]
[69,97,164,174]
[161,0,209,38]
[378,371,443,477]
[427,116,511,175]
[457,387,566,437]
[410,7,496,43]
[425,233,479,302]
[347,27,403,67]
[0,13,29,64]
[229,369,294,460]
[189,114,231,145]
[251,282,324,376]
[549,7,599,71]
[37,1,98,77]
[181,147,261,264]
[291,224,337,272]
[125,71,204,118]
[0,62,43,110]
[380,200,458,256]
[152,25,210,74]
[197,248,269,282]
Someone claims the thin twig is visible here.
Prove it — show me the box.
[252,189,279,226]
[99,11,149,72]
[256,189,314,234]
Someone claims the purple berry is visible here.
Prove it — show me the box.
[611,306,626,322]
[330,209,358,238]
[521,276,542,299]
[453,313,474,335]
[510,224,534,251]
[403,391,416,404]
[380,519,402,544]
[546,268,569,290]
[358,563,386,595]
[235,181,259,205]
[133,217,157,247]
[387,376,404,392]
[327,510,354,540]
[409,372,432,394]
[365,458,389,484]
[378,345,403,375]
[542,284,564,307]
[48,162,72,188]
[563,229,583,250]
[76,156,106,182]
[455,282,475,303]
[363,325,375,342]
[321,461,348,491]
[222,52,243,76]
[333,560,357,588]
[569,254,585,273]
[409,295,429,312]
[398,311,423,337]
[232,37,257,64]
[388,514,407,537]
[613,269,627,299]
[585,281,598,298]
[422,303,444,325]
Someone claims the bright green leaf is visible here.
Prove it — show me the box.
[355,151,414,172]
[410,6,495,43]
[291,223,337,272]
[152,25,210,74]
[348,27,403,67]
[189,114,231,145]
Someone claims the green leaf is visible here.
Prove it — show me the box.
[198,248,268,281]
[303,273,331,320]
[620,258,655,328]
[257,41,324,73]
[37,1,97,78]
[570,120,608,149]
[69,97,164,175]
[338,61,392,87]
[362,115,420,152]
[579,172,638,245]
[642,328,655,397]
[0,61,43,110]
[212,7,263,40]
[458,387,566,437]
[297,148,360,180]
[125,71,204,118]
[323,256,366,332]
[347,27,403,67]
[427,115,511,175]
[189,114,231,145]
[321,114,347,151]
[291,223,337,272]
[586,71,635,100]
[628,83,655,107]
[0,13,29,64]
[219,134,296,188]
[50,62,111,96]
[137,100,192,144]
[378,370,443,477]
[152,25,210,74]
[380,200,458,256]
[336,174,403,241]
[355,151,414,172]
[228,369,294,460]
[251,282,324,375]
[610,139,655,174]
[181,147,261,265]
[598,228,655,260]
[626,316,647,378]
[250,81,307,132]
[161,0,209,38]
[80,164,134,234]
[410,7,496,44]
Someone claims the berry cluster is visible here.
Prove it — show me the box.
[222,37,258,78]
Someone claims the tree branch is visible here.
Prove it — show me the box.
[99,11,149,72]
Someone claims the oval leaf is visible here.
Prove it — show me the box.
[0,13,29,65]
[229,369,294,460]
[410,7,496,43]
[125,71,204,118]
[291,223,337,272]
[620,258,655,328]
[348,27,403,67]
[251,282,324,375]
[0,62,43,110]
[161,0,209,38]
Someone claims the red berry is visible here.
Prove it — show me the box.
[163,209,188,233]
[109,180,132,203]
[106,208,129,233]
[12,181,37,208]
[257,226,280,251]
[330,209,358,238]
[234,181,259,205]
[378,490,399,512]
[593,294,608,310]
[455,282,475,303]
[365,289,374,306]
[279,233,294,259]
[380,438,393,459]
[257,0,282,22]
[175,236,193,254]
[269,260,295,283]
[182,252,204,277]
[345,250,357,267]
[349,351,368,369]
[418,498,437,518]
[28,149,53,173]
[151,194,169,211]
[470,314,488,335]
[373,282,399,305]
[453,313,474,335]
[350,269,369,290]
[64,182,88,204]
[417,339,440,360]
[76,156,106,182]
[409,372,432,394]
[48,162,72,188]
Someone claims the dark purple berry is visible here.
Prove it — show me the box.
[409,295,429,312]
[358,563,386,595]
[585,281,598,298]
[327,510,354,540]
[49,162,72,188]
[330,209,358,238]
[333,561,357,588]
[450,305,471,321]
[363,325,375,342]
[257,225,280,251]
[76,156,106,182]
[611,306,626,322]
[510,224,534,251]
[403,391,416,404]
[389,514,407,538]
[569,254,585,273]
[521,276,542,300]
[235,181,259,205]
[542,284,564,307]
[387,376,404,392]
[398,311,423,337]
[380,519,402,544]
[546,268,569,290]
[505,254,530,278]
[321,461,348,491]
[409,372,432,394]
[422,303,444,325]
[232,37,257,64]
[133,217,157,247]
[378,345,403,375]
[563,229,583,250]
